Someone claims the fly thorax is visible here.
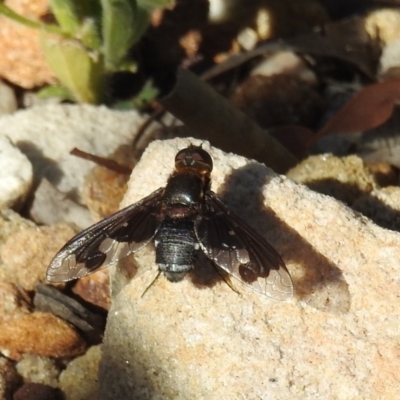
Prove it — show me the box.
[163,173,204,207]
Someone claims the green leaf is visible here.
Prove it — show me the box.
[68,1,103,50]
[131,6,150,44]
[137,0,174,10]
[36,85,75,101]
[48,0,102,50]
[0,3,65,36]
[100,0,174,71]
[100,0,138,70]
[79,17,102,50]
[112,80,158,110]
[131,80,158,109]
[49,0,81,35]
[41,34,105,103]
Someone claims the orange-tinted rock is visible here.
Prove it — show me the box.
[0,312,86,359]
[72,270,111,310]
[0,0,54,88]
[82,144,135,220]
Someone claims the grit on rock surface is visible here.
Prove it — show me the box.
[98,138,400,399]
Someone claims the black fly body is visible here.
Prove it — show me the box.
[47,146,293,300]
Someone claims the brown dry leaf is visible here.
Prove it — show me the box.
[317,79,400,139]
[269,125,315,158]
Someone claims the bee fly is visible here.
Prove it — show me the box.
[47,146,293,300]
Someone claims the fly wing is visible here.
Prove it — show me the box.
[195,191,293,300]
[47,188,164,282]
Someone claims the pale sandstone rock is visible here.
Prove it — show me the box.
[353,186,400,231]
[98,138,400,399]
[0,136,33,209]
[0,80,17,116]
[365,8,400,45]
[287,153,377,205]
[0,281,30,324]
[59,345,102,400]
[0,104,151,203]
[16,354,61,388]
[0,223,76,291]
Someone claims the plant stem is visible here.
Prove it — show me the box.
[0,3,67,37]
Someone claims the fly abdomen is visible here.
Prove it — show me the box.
[155,219,197,282]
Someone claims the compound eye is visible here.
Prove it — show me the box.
[191,148,213,168]
[175,148,189,163]
[175,146,213,172]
